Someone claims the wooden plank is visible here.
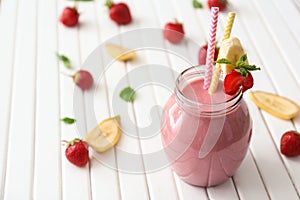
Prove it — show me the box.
[79,2,121,200]
[57,1,91,199]
[103,45,150,200]
[233,152,270,200]
[3,0,37,199]
[272,0,300,46]
[174,173,208,200]
[207,179,239,200]
[94,1,149,199]
[0,0,18,198]
[33,0,61,199]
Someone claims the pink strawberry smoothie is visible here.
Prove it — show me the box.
[161,68,252,187]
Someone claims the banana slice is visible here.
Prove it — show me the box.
[218,37,246,74]
[249,91,300,120]
[105,43,137,61]
[85,116,121,153]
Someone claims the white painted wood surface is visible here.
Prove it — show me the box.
[0,0,300,199]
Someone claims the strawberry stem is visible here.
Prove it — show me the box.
[74,2,78,11]
[60,72,72,78]
[105,0,114,8]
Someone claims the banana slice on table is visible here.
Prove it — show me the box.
[249,91,300,120]
[85,116,121,153]
[218,37,246,74]
[105,43,137,62]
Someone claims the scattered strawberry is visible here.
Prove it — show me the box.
[224,70,253,95]
[208,0,227,11]
[60,7,79,27]
[163,21,185,44]
[105,0,132,25]
[280,131,300,157]
[198,44,219,65]
[73,70,94,90]
[216,54,260,95]
[65,138,89,167]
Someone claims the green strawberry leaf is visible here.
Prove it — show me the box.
[61,117,76,124]
[56,53,72,69]
[120,87,136,102]
[215,58,233,65]
[193,0,203,8]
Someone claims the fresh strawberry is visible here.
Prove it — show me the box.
[60,7,79,27]
[65,138,89,167]
[163,21,185,44]
[242,72,253,92]
[208,0,227,11]
[198,44,219,65]
[280,131,300,157]
[105,0,132,25]
[223,70,253,95]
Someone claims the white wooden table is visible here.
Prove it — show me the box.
[1,0,300,199]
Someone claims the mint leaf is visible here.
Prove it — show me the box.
[61,117,76,124]
[241,64,261,71]
[56,53,71,69]
[215,58,233,65]
[193,0,203,8]
[120,87,136,102]
[239,54,247,63]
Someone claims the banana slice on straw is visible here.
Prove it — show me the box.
[218,37,246,74]
[105,43,137,62]
[85,116,121,153]
[249,91,300,120]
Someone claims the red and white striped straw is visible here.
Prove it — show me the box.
[203,7,219,90]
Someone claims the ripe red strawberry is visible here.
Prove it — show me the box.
[105,0,132,25]
[224,70,253,95]
[280,131,300,157]
[198,44,219,65]
[60,7,79,27]
[208,0,227,11]
[163,21,185,44]
[65,138,89,167]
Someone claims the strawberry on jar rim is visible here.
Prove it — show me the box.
[223,70,253,95]
[216,54,260,95]
[105,0,132,25]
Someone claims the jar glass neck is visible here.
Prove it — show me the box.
[175,65,243,116]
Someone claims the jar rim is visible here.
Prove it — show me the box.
[175,65,243,115]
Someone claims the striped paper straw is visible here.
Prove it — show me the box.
[203,7,219,90]
[208,12,236,94]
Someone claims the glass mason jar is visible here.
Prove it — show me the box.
[161,65,252,187]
